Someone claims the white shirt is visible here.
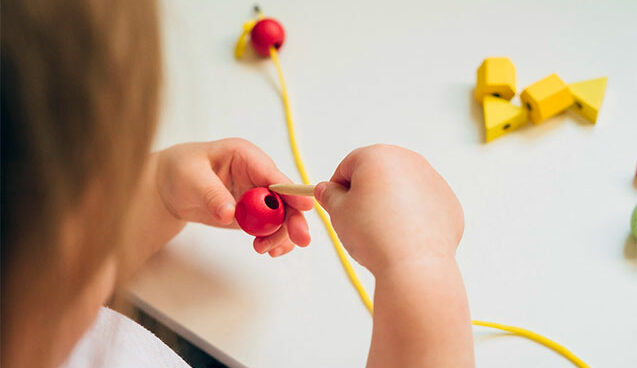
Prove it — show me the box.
[62,307,190,368]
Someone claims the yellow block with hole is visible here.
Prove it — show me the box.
[483,95,527,142]
[568,77,607,123]
[520,74,574,124]
[475,57,516,103]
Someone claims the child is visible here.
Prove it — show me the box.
[1,0,473,367]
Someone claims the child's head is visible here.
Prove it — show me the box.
[2,0,161,365]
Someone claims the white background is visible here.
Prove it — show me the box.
[127,0,637,367]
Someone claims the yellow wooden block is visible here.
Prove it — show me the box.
[520,74,574,124]
[483,95,527,142]
[568,77,607,123]
[475,57,516,103]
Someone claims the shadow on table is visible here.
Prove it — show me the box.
[128,245,252,314]
[122,241,256,367]
[467,87,485,142]
[624,234,637,268]
[473,329,514,345]
[229,35,281,98]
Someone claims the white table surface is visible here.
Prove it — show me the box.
[126,0,637,366]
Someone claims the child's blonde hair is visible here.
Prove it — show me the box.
[2,0,161,365]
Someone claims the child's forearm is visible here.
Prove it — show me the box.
[118,153,186,277]
[367,256,474,368]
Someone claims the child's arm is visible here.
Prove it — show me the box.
[119,138,314,274]
[314,145,474,368]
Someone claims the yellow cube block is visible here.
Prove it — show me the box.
[475,57,516,103]
[483,95,528,142]
[520,74,574,124]
[568,77,608,123]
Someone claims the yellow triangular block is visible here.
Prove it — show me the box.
[483,95,528,142]
[568,77,607,123]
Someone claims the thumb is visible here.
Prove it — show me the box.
[314,181,347,214]
[201,173,236,225]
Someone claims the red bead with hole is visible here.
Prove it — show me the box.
[235,187,285,237]
[250,18,285,56]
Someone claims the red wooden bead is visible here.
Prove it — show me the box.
[250,18,285,56]
[235,187,285,237]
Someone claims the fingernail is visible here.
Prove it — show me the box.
[216,203,235,222]
[314,182,327,202]
[298,234,311,247]
[270,247,284,257]
[257,239,272,254]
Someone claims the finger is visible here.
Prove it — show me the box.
[329,147,366,186]
[211,218,241,230]
[253,224,289,254]
[285,207,310,247]
[200,173,237,226]
[269,240,295,257]
[214,139,280,188]
[221,140,313,211]
[256,170,312,211]
[279,193,314,212]
[314,181,348,214]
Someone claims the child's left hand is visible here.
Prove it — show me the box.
[155,138,313,257]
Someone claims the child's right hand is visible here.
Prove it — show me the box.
[314,144,464,275]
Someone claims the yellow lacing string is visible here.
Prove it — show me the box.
[267,47,589,368]
[234,8,264,59]
[234,19,256,59]
[269,47,375,313]
[471,321,589,367]
[236,15,588,367]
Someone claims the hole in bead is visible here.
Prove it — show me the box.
[264,194,279,209]
[526,102,532,111]
[503,123,511,130]
[575,101,583,109]
[273,43,281,49]
[492,93,501,98]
